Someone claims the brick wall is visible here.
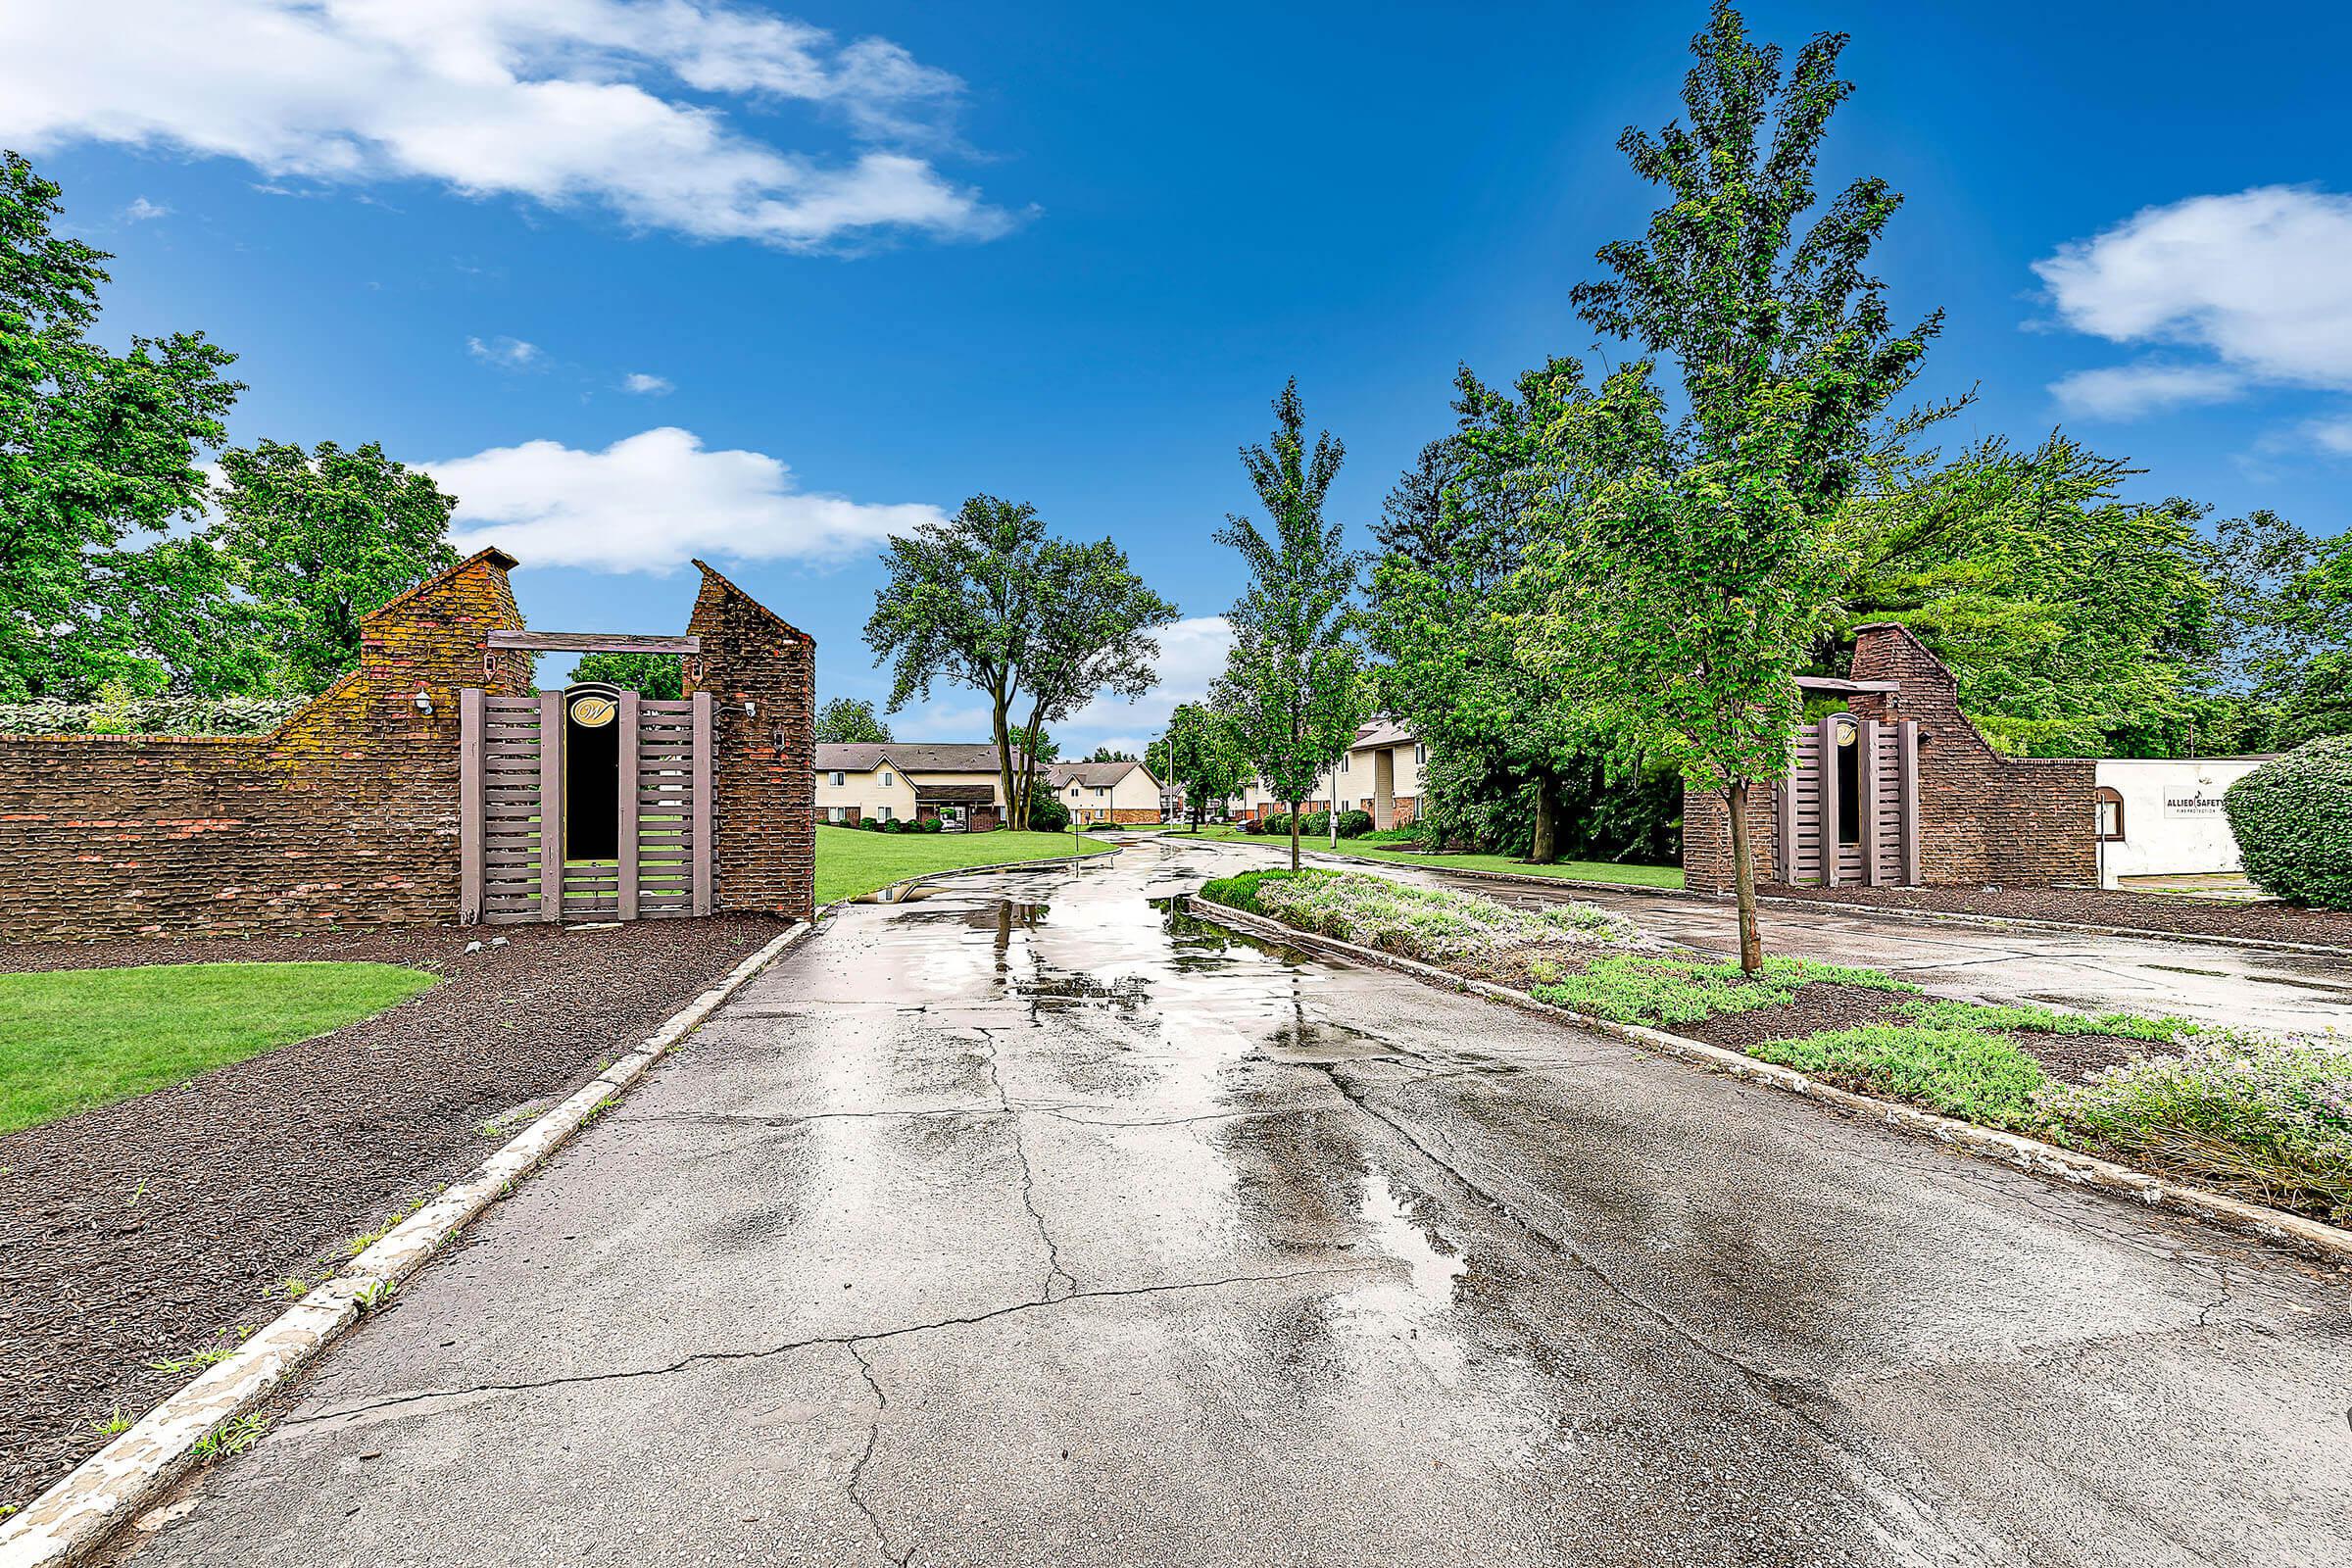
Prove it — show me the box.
[0,550,530,939]
[685,560,816,921]
[1683,623,2095,894]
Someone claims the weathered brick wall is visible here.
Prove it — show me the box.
[1683,623,2096,893]
[686,560,816,920]
[0,550,529,939]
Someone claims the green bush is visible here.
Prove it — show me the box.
[858,817,883,831]
[1029,793,1071,833]
[2224,736,2352,908]
[1747,1026,2054,1130]
[1197,868,1326,914]
[1260,812,1293,837]
[879,817,905,833]
[916,817,943,834]
[1335,808,1375,839]
[2040,1034,2352,1222]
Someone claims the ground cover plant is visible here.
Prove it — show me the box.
[0,961,436,1135]
[813,824,1117,905]
[1199,868,2350,1223]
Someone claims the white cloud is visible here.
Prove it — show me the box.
[0,1,1010,251]
[2047,362,2243,420]
[2305,415,2352,457]
[122,196,171,221]
[466,334,542,369]
[1063,615,1234,745]
[2035,186,2352,408]
[433,425,943,574]
[621,371,673,395]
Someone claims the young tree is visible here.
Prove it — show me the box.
[1154,701,1250,830]
[813,696,894,744]
[1526,5,1942,970]
[1211,380,1371,871]
[1,151,242,699]
[570,652,685,699]
[865,496,1050,826]
[1004,538,1177,824]
[212,440,461,693]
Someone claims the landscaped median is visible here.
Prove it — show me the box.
[1193,869,2352,1235]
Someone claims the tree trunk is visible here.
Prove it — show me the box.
[1727,779,1763,973]
[1289,801,1302,872]
[990,697,1016,833]
[1530,774,1561,864]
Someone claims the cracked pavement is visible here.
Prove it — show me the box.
[108,842,2352,1566]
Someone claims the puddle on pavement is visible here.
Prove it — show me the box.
[1258,1018,1402,1063]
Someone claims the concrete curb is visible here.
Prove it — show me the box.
[1184,896,2352,1267]
[0,921,820,1568]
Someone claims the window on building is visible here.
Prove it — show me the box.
[1835,721,1862,846]
[827,806,846,823]
[880,771,893,788]
[2096,787,2126,841]
[1413,743,1427,765]
[877,806,893,821]
[1340,754,1349,773]
[829,770,845,787]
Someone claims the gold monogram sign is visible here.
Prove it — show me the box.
[569,696,617,728]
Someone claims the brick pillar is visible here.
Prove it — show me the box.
[684,560,816,919]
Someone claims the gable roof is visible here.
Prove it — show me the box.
[1049,760,1158,789]
[815,742,1017,774]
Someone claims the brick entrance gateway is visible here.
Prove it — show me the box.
[1684,624,2096,896]
[0,552,815,939]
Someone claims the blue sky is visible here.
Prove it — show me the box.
[9,2,2351,754]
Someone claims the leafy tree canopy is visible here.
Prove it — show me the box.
[1,150,242,700]
[814,696,894,744]
[211,439,459,694]
[570,652,685,701]
[1152,701,1252,828]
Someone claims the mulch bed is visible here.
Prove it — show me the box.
[0,913,789,1512]
[1758,882,2352,950]
[1674,981,2154,1086]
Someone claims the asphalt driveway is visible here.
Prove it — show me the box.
[106,842,2352,1566]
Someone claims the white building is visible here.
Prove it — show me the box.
[2092,757,2273,889]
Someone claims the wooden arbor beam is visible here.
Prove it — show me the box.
[486,631,702,656]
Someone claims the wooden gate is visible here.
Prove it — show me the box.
[460,685,714,923]
[1774,712,1921,887]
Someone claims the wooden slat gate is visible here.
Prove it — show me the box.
[1774,712,1921,888]
[460,686,715,923]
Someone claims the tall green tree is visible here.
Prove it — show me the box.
[1526,5,1941,970]
[1152,701,1250,830]
[211,439,460,694]
[1004,538,1177,826]
[865,496,1052,826]
[1369,360,1642,863]
[1829,434,2215,756]
[0,150,242,700]
[2198,512,2352,749]
[570,652,685,700]
[1211,380,1372,871]
[813,696,894,744]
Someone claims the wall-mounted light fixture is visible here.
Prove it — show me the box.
[743,700,758,716]
[413,688,434,717]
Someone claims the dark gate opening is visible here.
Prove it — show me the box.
[564,684,621,861]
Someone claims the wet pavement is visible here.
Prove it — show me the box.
[111,842,2352,1566]
[1226,840,2352,1038]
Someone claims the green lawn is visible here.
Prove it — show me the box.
[0,962,438,1136]
[815,825,1119,905]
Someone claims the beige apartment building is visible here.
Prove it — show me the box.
[1235,717,1426,830]
[1049,760,1164,825]
[814,743,1014,830]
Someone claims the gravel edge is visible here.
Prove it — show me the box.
[1185,896,2352,1267]
[0,922,819,1568]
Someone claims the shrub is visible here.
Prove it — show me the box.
[858,817,883,831]
[1335,809,1374,839]
[1259,812,1293,838]
[1298,810,1331,839]
[1211,867,1644,967]
[879,817,905,833]
[1747,1026,2054,1129]
[2040,1034,2352,1222]
[1197,867,1326,915]
[1529,954,1914,1027]
[916,817,943,834]
[2224,736,2352,908]
[1029,794,1071,832]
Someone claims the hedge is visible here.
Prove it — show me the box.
[2225,736,2352,909]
